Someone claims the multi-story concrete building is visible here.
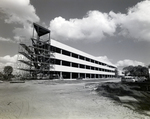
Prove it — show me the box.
[50,39,116,79]
[18,23,116,79]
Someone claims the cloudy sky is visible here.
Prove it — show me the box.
[0,0,150,71]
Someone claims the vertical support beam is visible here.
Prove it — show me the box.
[70,62,72,67]
[60,60,62,65]
[49,33,51,78]
[89,59,91,62]
[60,49,62,54]
[33,24,34,38]
[70,72,72,79]
[84,57,86,61]
[78,73,80,78]
[60,72,62,79]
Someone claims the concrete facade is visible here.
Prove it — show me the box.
[50,39,116,79]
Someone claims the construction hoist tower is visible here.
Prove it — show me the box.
[17,23,51,79]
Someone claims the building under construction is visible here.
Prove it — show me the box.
[17,23,51,79]
[17,23,116,79]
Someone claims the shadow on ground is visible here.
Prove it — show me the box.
[95,82,150,116]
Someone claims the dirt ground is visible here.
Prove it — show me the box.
[0,79,149,119]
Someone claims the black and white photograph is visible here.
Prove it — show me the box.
[0,0,150,118]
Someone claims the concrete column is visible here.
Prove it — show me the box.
[60,60,62,65]
[60,49,62,54]
[60,72,63,79]
[70,72,72,79]
[89,59,91,62]
[78,73,80,78]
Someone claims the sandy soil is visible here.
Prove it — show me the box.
[0,79,149,119]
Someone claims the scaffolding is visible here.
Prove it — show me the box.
[17,23,52,79]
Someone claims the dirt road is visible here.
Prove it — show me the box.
[0,80,149,119]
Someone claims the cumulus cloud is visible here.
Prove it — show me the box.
[0,54,18,71]
[0,0,149,42]
[50,0,150,42]
[0,0,39,25]
[0,37,11,42]
[96,57,145,69]
[13,24,33,42]
[111,0,150,41]
[97,56,113,65]
[0,55,17,63]
[0,0,40,42]
[50,11,116,41]
[116,59,145,68]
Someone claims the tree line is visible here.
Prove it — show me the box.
[0,65,150,81]
[123,65,149,79]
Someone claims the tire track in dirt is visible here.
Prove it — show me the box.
[0,95,32,119]
[14,96,31,119]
